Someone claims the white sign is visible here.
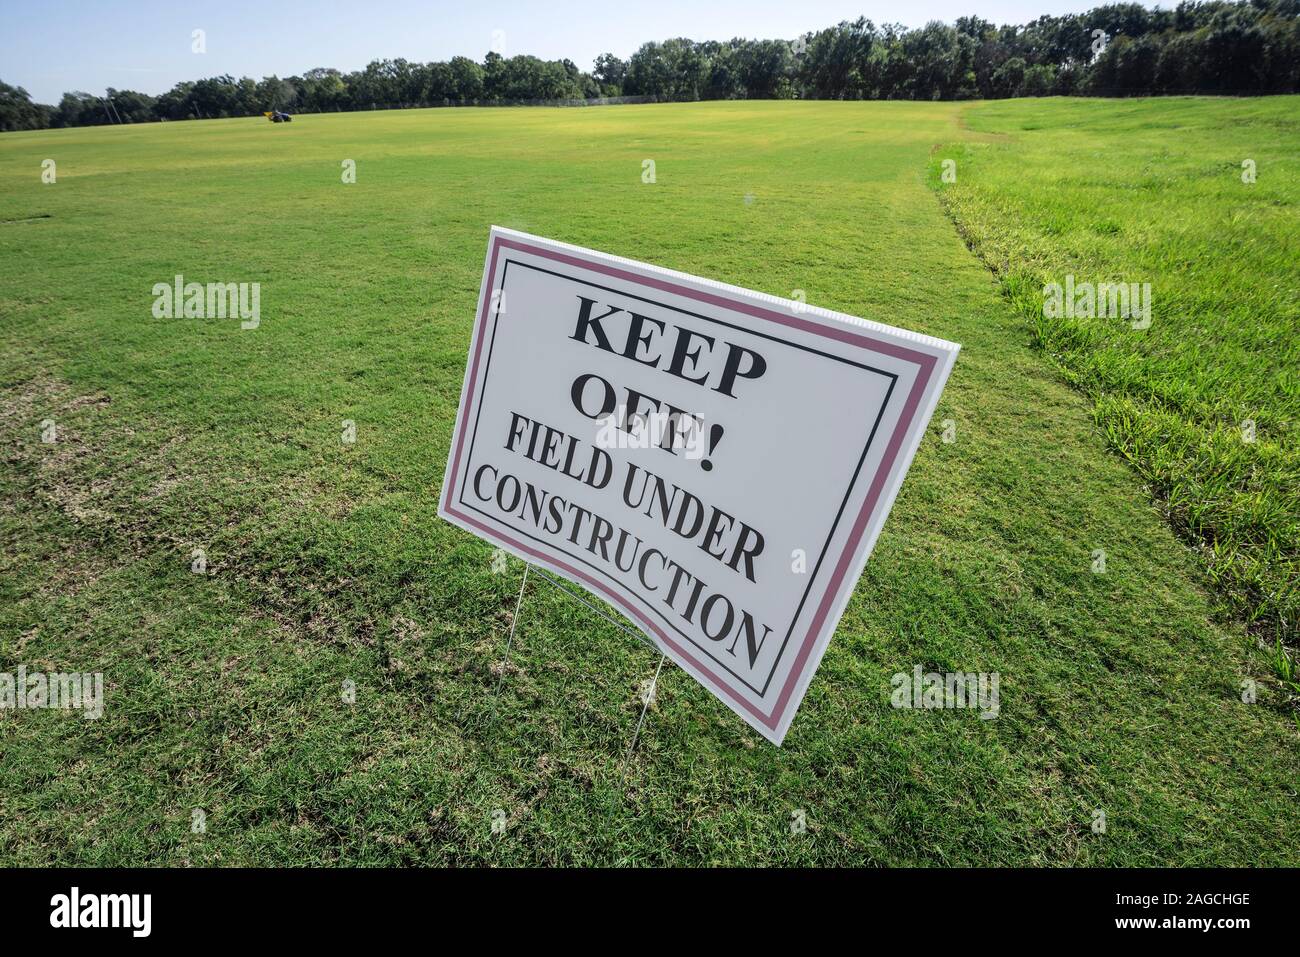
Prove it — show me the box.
[440,228,959,744]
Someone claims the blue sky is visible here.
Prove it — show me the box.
[3,0,1158,103]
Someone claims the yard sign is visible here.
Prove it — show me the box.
[440,228,959,744]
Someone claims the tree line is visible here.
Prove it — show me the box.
[2,0,1297,132]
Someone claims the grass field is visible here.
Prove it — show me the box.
[0,98,1296,866]
[933,97,1299,644]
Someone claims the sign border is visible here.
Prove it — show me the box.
[440,227,960,744]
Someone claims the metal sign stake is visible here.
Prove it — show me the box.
[492,563,530,702]
[491,561,669,762]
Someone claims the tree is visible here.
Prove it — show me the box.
[901,22,970,99]
[662,38,709,99]
[301,68,348,112]
[54,91,111,127]
[154,82,195,120]
[449,56,484,102]
[1113,34,1163,92]
[799,19,876,98]
[256,76,297,112]
[479,51,505,101]
[0,80,52,130]
[737,38,794,98]
[105,88,156,123]
[625,42,671,96]
[188,75,242,118]
[421,62,455,104]
[593,53,627,94]
[991,56,1027,96]
[703,41,744,99]
[1021,62,1057,95]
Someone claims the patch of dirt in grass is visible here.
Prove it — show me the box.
[0,371,526,699]
[0,373,114,522]
[0,374,234,551]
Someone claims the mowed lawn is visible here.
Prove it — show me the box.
[0,99,1295,866]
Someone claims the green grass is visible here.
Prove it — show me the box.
[932,97,1299,644]
[0,99,1296,866]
